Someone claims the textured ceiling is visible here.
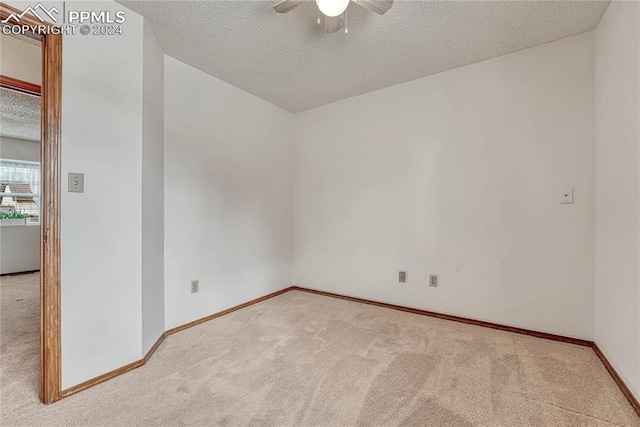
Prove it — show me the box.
[120,0,609,112]
[0,88,41,142]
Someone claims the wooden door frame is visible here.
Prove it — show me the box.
[0,2,63,404]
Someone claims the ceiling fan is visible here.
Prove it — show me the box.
[273,0,393,33]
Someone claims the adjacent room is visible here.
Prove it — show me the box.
[0,0,638,425]
[0,30,42,412]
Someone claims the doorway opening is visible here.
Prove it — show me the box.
[0,2,62,404]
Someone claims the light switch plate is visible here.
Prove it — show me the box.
[559,187,573,204]
[68,173,84,193]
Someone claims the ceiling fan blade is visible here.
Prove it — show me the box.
[325,13,345,33]
[273,0,305,13]
[353,0,393,15]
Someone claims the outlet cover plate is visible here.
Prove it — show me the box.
[399,271,407,283]
[191,280,199,294]
[429,275,438,287]
[559,187,573,204]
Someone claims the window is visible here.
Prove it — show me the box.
[0,158,40,224]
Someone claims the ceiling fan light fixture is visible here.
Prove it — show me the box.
[316,0,350,17]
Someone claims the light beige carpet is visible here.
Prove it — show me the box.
[1,274,638,426]
[0,272,40,416]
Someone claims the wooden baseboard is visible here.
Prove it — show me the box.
[62,359,143,398]
[143,332,166,364]
[165,286,295,336]
[60,286,294,398]
[292,286,640,418]
[593,343,640,417]
[59,284,640,420]
[291,286,593,347]
[61,331,167,398]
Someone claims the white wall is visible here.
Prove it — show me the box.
[5,0,166,387]
[4,0,635,398]
[294,32,595,340]
[0,32,41,277]
[141,21,165,354]
[0,136,39,163]
[60,1,144,388]
[164,56,294,330]
[0,33,41,85]
[594,0,640,400]
[0,225,39,274]
[0,136,40,275]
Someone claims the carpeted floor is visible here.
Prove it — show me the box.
[1,274,639,426]
[0,272,40,416]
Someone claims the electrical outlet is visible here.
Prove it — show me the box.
[399,271,407,283]
[191,279,199,294]
[429,275,438,287]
